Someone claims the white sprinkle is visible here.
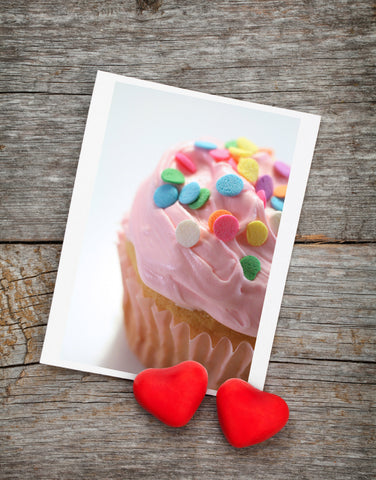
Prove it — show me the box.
[175,219,200,248]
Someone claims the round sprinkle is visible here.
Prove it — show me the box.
[216,174,244,197]
[153,184,179,208]
[237,157,259,183]
[225,139,238,149]
[271,196,284,211]
[175,152,197,173]
[246,220,268,246]
[175,219,200,248]
[228,146,253,161]
[274,161,290,179]
[240,256,261,281]
[209,149,230,162]
[188,188,211,209]
[161,168,185,185]
[179,182,200,204]
[208,209,232,232]
[273,184,287,198]
[267,209,282,236]
[213,214,240,242]
[257,189,266,208]
[194,140,218,150]
[255,175,274,200]
[236,137,258,155]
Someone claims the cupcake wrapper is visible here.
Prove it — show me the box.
[118,231,253,390]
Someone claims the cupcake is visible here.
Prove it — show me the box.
[118,138,289,389]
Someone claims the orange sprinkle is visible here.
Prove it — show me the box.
[258,147,274,156]
[273,184,287,198]
[208,209,232,232]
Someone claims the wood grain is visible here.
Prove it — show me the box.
[1,0,375,477]
[1,244,375,478]
[1,243,375,368]
[1,0,375,242]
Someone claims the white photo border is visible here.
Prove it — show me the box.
[41,71,321,394]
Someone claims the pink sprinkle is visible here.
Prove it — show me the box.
[175,152,197,173]
[209,149,230,162]
[257,189,266,208]
[228,157,238,170]
[274,161,290,179]
[213,214,240,242]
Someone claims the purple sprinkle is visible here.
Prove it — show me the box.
[255,175,274,200]
[274,161,290,179]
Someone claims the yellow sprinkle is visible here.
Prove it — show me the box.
[228,147,254,161]
[237,137,259,155]
[237,157,259,183]
[246,220,268,246]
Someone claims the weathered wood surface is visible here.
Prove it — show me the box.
[1,244,375,478]
[1,0,375,242]
[1,0,375,478]
[1,244,376,368]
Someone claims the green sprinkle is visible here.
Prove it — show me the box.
[161,168,185,185]
[225,139,238,149]
[188,188,210,209]
[240,256,261,281]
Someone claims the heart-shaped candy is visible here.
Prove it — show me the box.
[216,378,289,448]
[133,361,208,427]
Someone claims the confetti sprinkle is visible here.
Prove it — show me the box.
[274,161,290,179]
[271,196,284,211]
[216,174,244,197]
[255,175,274,200]
[240,256,261,281]
[273,184,287,198]
[154,184,179,208]
[179,182,200,205]
[208,209,232,232]
[175,219,200,248]
[161,168,185,185]
[246,220,268,246]
[194,140,218,150]
[267,209,282,236]
[257,189,266,208]
[225,139,238,149]
[188,188,211,209]
[209,149,230,162]
[236,137,258,155]
[175,152,197,173]
[237,157,259,183]
[228,147,253,161]
[213,214,240,242]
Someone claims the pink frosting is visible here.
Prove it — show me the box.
[124,140,280,338]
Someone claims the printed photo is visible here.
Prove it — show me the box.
[41,72,320,393]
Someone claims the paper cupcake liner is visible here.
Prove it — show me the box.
[118,232,253,390]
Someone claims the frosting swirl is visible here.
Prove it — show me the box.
[125,140,278,337]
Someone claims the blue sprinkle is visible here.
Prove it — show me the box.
[271,196,284,211]
[216,174,244,197]
[194,140,218,150]
[179,182,200,205]
[153,184,179,208]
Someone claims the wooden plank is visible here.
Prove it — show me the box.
[1,243,375,369]
[1,93,375,242]
[1,362,375,479]
[0,0,375,98]
[1,0,375,242]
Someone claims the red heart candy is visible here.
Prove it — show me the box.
[216,378,289,448]
[133,361,208,427]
